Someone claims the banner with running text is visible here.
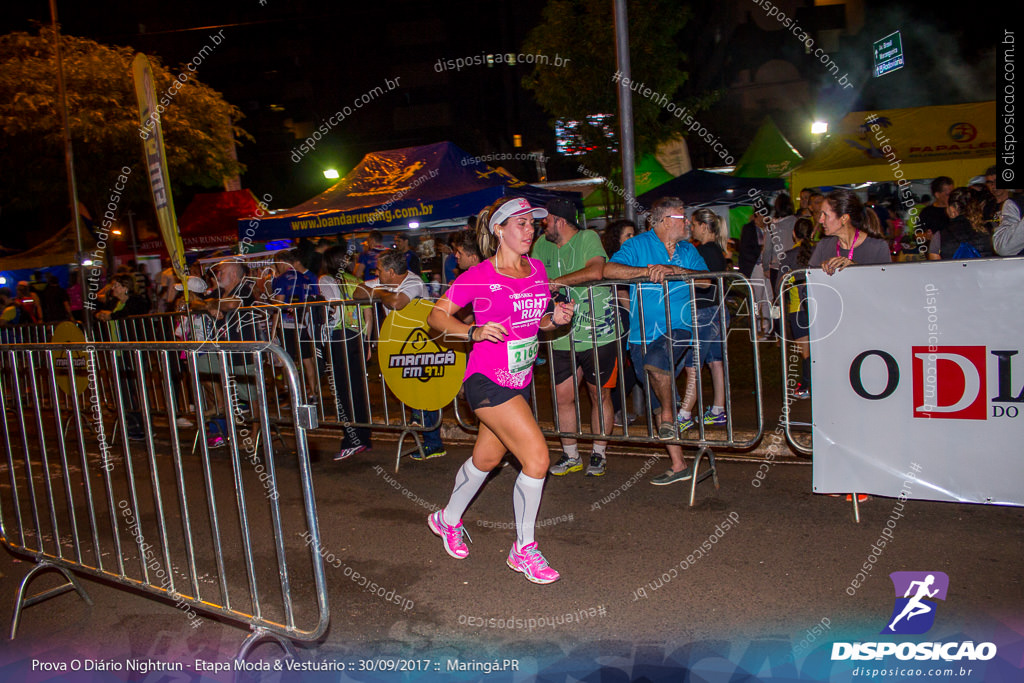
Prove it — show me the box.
[808,258,1023,506]
[132,53,188,293]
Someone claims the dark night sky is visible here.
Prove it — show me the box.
[0,0,1001,244]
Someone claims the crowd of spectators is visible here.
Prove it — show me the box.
[3,170,1019,481]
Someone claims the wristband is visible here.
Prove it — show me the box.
[467,325,477,341]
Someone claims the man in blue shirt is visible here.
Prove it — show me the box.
[604,197,707,485]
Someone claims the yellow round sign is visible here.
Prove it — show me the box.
[51,321,89,396]
[378,299,466,411]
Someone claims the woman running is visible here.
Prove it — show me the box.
[426,197,574,585]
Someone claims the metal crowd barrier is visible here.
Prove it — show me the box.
[0,273,766,502]
[776,272,814,458]
[0,340,327,662]
[1,301,440,464]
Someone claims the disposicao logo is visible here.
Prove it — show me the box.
[882,571,948,635]
[832,571,997,662]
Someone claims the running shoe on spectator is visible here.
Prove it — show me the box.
[506,542,560,584]
[549,453,582,475]
[411,446,446,461]
[676,412,696,433]
[702,408,727,426]
[207,435,226,449]
[793,383,810,400]
[586,453,606,477]
[651,466,694,485]
[175,416,194,428]
[335,445,368,461]
[428,510,469,559]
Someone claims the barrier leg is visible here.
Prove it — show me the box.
[395,430,424,473]
[852,494,861,524]
[9,561,93,639]
[233,627,297,681]
[687,446,719,507]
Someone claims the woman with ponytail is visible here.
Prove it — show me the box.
[426,197,574,584]
[676,209,729,430]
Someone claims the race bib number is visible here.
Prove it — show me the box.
[507,336,538,374]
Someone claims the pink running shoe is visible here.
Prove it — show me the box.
[506,542,560,584]
[428,510,469,559]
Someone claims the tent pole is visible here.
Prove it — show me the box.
[50,0,92,337]
[613,0,637,225]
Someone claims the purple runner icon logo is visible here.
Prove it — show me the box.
[882,571,949,635]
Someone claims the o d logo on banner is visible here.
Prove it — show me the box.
[912,345,987,419]
[378,299,466,411]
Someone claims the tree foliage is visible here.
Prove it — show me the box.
[0,27,248,216]
[522,0,715,197]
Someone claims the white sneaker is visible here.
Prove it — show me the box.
[176,416,194,428]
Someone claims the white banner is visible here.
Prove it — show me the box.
[808,258,1024,505]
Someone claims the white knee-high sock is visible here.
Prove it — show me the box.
[443,458,489,526]
[513,472,545,548]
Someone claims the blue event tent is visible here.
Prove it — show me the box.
[241,142,581,240]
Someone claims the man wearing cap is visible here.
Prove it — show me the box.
[603,197,708,486]
[355,249,447,460]
[532,198,617,477]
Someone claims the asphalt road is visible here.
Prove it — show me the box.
[0,428,1020,682]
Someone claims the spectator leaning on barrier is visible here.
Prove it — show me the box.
[677,209,730,430]
[533,197,617,478]
[810,190,890,504]
[603,196,709,487]
[355,249,446,460]
[809,189,892,275]
[189,259,266,447]
[318,243,373,460]
[927,188,995,260]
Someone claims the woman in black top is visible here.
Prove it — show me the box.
[927,187,995,260]
[677,209,730,431]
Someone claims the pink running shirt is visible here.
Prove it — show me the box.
[444,257,551,389]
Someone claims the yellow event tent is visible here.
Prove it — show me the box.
[789,101,995,191]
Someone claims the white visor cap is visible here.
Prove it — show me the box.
[488,197,548,234]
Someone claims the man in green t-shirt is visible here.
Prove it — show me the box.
[532,198,618,477]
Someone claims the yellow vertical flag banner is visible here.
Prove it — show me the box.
[132,53,189,296]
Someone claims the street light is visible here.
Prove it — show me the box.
[811,121,829,151]
[323,169,340,180]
